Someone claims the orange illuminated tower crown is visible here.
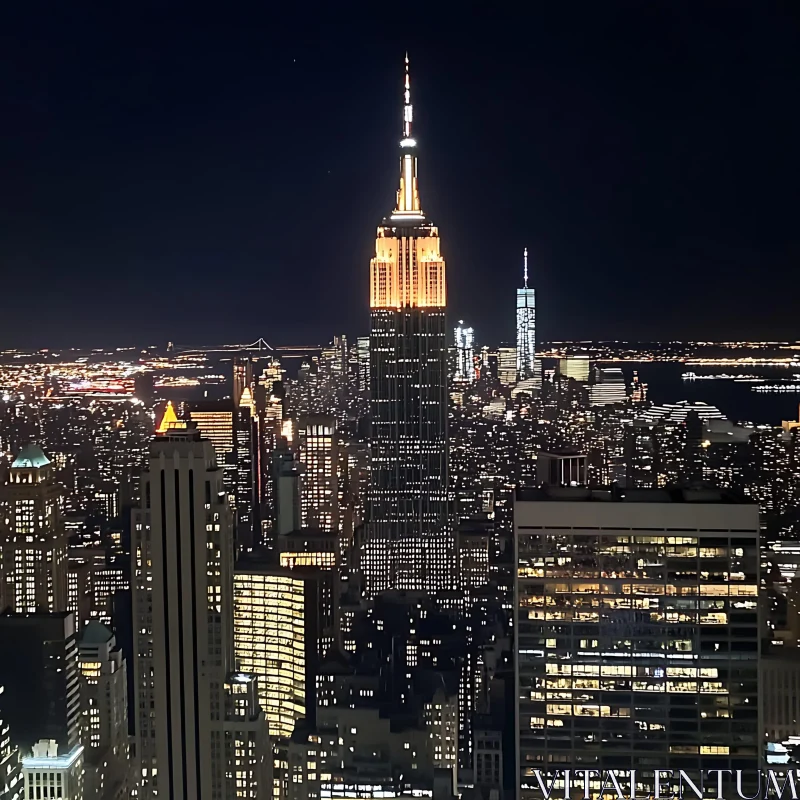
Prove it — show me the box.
[156,400,185,434]
[369,55,446,310]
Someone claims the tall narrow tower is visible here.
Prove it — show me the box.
[366,56,452,595]
[132,426,234,799]
[516,248,536,380]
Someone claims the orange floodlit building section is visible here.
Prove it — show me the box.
[369,55,446,310]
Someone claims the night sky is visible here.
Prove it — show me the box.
[1,4,798,348]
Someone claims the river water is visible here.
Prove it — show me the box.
[615,363,800,426]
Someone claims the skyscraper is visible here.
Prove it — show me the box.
[233,564,317,740]
[77,621,130,799]
[132,426,269,799]
[498,346,517,388]
[516,248,536,381]
[190,400,255,551]
[589,365,627,406]
[366,56,452,595]
[0,686,22,800]
[0,611,80,755]
[189,401,235,480]
[514,486,760,797]
[356,336,370,393]
[272,439,304,537]
[298,415,339,532]
[0,445,67,614]
[454,321,475,383]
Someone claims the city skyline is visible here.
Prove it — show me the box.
[1,6,798,347]
[1,11,800,799]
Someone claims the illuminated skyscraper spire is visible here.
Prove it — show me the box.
[395,54,421,217]
[403,52,412,139]
[523,246,529,289]
[156,400,179,434]
[517,248,536,380]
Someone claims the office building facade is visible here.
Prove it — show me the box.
[0,612,80,756]
[233,566,308,740]
[498,346,517,388]
[132,427,234,799]
[21,741,83,800]
[0,445,67,614]
[298,416,339,532]
[454,321,475,383]
[77,621,130,799]
[190,401,255,550]
[0,685,22,800]
[514,487,760,798]
[589,366,627,406]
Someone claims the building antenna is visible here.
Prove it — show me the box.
[523,247,528,289]
[403,52,412,139]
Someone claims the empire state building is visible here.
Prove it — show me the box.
[364,57,453,596]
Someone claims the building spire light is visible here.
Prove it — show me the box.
[393,53,421,216]
[523,247,528,288]
[403,52,412,140]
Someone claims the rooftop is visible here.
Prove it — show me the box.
[11,444,50,469]
[79,620,114,647]
[281,527,339,539]
[516,485,753,505]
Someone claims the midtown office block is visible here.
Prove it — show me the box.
[233,564,316,740]
[133,426,268,799]
[514,486,760,798]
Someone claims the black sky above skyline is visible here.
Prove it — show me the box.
[1,4,798,348]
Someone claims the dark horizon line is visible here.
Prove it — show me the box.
[2,338,800,354]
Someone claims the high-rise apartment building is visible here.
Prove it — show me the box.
[298,415,339,532]
[516,248,536,381]
[132,425,269,800]
[0,445,67,613]
[77,621,130,799]
[454,321,475,383]
[366,57,452,595]
[514,486,760,798]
